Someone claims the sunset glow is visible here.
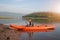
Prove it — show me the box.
[53,4,60,13]
[56,6,60,13]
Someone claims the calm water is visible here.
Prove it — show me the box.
[0,18,60,40]
[0,18,26,25]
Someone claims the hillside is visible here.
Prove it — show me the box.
[23,12,60,23]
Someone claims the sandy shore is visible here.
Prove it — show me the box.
[0,24,21,40]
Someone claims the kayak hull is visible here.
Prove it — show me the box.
[10,24,55,32]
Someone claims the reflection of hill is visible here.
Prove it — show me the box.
[23,12,60,23]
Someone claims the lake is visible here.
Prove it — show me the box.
[0,18,60,40]
[0,18,26,25]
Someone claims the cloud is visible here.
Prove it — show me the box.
[0,4,39,14]
[1,0,60,14]
[0,3,52,14]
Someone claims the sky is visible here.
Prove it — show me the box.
[0,0,60,14]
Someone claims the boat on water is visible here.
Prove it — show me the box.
[9,24,55,32]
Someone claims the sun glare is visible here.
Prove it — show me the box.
[54,5,60,13]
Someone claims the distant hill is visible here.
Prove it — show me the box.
[0,12,25,19]
[23,12,60,23]
[0,12,24,16]
[23,12,58,17]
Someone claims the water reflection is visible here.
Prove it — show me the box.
[22,17,60,24]
[28,32,33,40]
[22,29,55,40]
[27,29,54,40]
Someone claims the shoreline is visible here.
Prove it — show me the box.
[0,24,21,40]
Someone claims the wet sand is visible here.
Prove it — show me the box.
[0,24,21,40]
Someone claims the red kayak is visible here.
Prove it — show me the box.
[10,24,55,32]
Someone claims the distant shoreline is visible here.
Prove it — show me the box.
[0,17,13,19]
